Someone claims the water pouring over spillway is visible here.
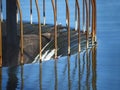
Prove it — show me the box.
[0,0,96,67]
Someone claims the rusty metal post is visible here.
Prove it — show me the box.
[75,1,77,31]
[35,0,42,62]
[94,0,96,42]
[65,0,68,27]
[83,0,85,32]
[55,0,57,25]
[89,0,91,33]
[91,0,96,44]
[30,0,32,24]
[0,8,2,67]
[65,0,70,56]
[76,0,81,53]
[17,0,24,64]
[85,0,89,49]
[43,0,46,25]
[51,0,57,59]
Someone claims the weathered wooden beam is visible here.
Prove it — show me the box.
[6,0,18,46]
[0,10,2,67]
[5,0,20,66]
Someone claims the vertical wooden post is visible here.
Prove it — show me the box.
[51,0,57,59]
[76,0,81,53]
[17,0,24,64]
[43,0,46,25]
[6,0,20,66]
[65,0,70,56]
[35,0,42,62]
[0,9,2,67]
[30,0,32,24]
[6,0,17,46]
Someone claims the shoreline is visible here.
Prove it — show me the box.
[1,21,92,67]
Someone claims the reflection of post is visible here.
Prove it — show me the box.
[7,67,18,90]
[67,56,71,90]
[35,0,42,62]
[0,68,2,89]
[0,7,2,67]
[81,51,85,80]
[21,65,24,90]
[78,53,81,90]
[39,63,42,90]
[54,60,58,90]
[86,49,90,90]
[92,46,97,90]
[65,0,70,56]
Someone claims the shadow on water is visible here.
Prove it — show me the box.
[21,65,24,90]
[6,66,18,90]
[0,46,97,90]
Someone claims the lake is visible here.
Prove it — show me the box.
[1,0,120,90]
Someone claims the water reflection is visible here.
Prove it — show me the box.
[6,66,18,90]
[77,46,97,90]
[86,49,90,90]
[39,63,42,90]
[0,46,97,90]
[77,52,81,90]
[67,56,71,90]
[92,46,97,90]
[21,65,24,90]
[0,68,2,90]
[54,60,58,90]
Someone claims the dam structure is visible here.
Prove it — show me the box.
[0,0,96,67]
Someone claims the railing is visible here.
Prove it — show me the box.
[65,0,71,56]
[0,0,96,67]
[75,0,81,53]
[17,0,24,64]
